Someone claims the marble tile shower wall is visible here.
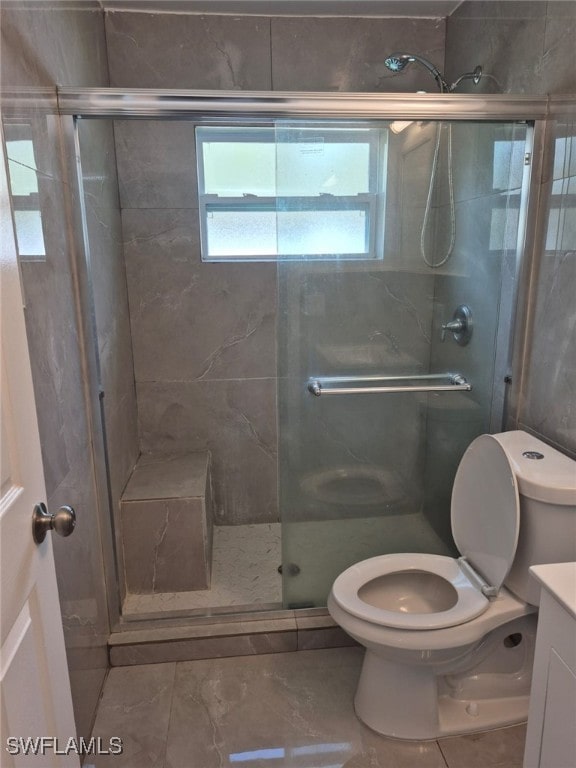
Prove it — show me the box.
[445,0,576,456]
[117,134,278,526]
[106,11,446,525]
[0,1,112,742]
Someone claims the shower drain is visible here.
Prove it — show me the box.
[277,563,301,576]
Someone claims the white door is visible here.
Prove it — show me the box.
[0,138,79,766]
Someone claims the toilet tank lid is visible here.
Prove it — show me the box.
[491,431,576,505]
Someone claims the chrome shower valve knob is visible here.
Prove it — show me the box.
[441,305,473,345]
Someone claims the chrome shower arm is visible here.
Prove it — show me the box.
[448,66,483,93]
[384,52,483,95]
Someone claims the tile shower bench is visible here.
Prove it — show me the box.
[120,452,213,596]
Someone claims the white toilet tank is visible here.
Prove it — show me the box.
[493,431,576,606]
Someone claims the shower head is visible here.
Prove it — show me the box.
[384,52,484,94]
[384,52,449,92]
[384,54,412,73]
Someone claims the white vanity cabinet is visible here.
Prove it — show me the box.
[523,563,576,768]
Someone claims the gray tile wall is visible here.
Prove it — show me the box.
[105,11,446,525]
[115,125,278,526]
[445,1,574,96]
[0,0,111,742]
[269,17,445,92]
[446,0,576,456]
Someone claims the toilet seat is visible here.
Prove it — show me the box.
[331,434,522,632]
[331,553,490,630]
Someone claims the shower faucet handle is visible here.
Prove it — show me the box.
[441,305,473,345]
[441,318,465,341]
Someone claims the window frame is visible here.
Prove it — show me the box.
[195,124,386,262]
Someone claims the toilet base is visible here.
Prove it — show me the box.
[354,650,529,740]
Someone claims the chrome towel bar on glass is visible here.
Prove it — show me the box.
[307,373,471,397]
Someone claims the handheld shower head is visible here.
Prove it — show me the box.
[384,54,412,73]
[384,51,449,92]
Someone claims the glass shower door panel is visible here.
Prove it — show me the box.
[278,264,441,609]
[421,120,530,547]
[276,119,529,609]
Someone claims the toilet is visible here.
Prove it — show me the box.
[328,430,576,740]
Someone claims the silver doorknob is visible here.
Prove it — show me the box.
[32,502,76,544]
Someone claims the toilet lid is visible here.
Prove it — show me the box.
[451,434,520,593]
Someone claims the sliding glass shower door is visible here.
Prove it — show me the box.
[276,118,530,608]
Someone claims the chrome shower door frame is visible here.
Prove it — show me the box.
[56,87,574,630]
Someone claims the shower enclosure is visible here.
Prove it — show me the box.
[276,118,529,607]
[55,89,549,627]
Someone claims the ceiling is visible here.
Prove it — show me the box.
[100,1,464,17]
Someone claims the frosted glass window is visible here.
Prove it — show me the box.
[552,176,576,195]
[547,128,576,251]
[276,139,370,196]
[553,136,576,180]
[13,210,46,257]
[7,141,38,195]
[277,210,368,255]
[493,140,525,191]
[206,208,369,258]
[546,205,576,251]
[489,206,520,252]
[6,137,46,260]
[196,125,385,261]
[203,137,276,197]
[207,210,277,256]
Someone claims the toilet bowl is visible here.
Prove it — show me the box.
[328,431,576,740]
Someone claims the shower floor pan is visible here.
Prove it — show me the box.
[122,522,282,621]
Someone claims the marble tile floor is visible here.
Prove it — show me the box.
[89,647,526,768]
[123,523,282,619]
